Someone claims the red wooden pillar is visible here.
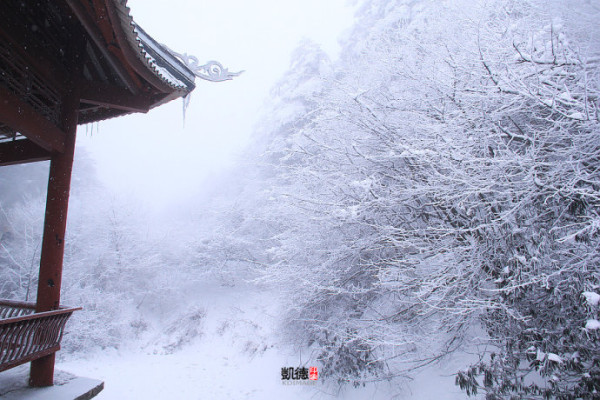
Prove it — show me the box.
[29,86,80,387]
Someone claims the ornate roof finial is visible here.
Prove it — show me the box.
[163,46,244,82]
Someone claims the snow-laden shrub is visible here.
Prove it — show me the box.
[151,306,205,355]
[248,0,600,394]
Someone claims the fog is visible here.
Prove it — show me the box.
[2,0,598,398]
[76,0,356,210]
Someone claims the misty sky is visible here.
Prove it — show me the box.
[76,0,356,210]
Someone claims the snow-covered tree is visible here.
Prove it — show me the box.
[245,0,600,394]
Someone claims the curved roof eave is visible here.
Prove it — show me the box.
[104,0,196,96]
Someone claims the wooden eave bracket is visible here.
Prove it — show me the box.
[103,0,174,94]
[80,81,152,113]
[65,0,140,95]
[0,85,66,153]
[0,139,52,166]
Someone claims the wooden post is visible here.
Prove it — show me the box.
[29,85,80,387]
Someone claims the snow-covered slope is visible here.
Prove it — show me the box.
[58,281,477,399]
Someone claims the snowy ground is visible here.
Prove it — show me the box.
[58,283,476,399]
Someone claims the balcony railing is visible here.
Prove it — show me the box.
[0,299,80,372]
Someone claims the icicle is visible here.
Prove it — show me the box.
[182,93,192,127]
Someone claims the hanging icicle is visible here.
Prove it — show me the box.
[182,92,192,127]
[161,45,243,126]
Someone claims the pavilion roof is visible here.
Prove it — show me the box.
[0,0,196,148]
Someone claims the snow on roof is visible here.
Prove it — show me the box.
[113,1,196,92]
[133,23,195,89]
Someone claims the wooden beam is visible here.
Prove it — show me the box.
[0,139,51,166]
[0,85,66,153]
[29,85,80,388]
[30,26,86,385]
[80,81,151,113]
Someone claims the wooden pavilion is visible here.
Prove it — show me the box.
[0,0,197,389]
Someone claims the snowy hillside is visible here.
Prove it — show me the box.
[59,281,478,399]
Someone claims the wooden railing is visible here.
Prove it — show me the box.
[0,300,80,372]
